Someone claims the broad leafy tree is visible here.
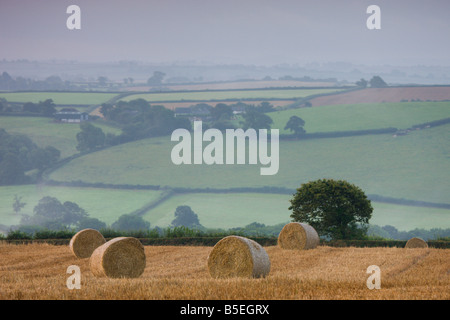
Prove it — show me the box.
[369,76,388,88]
[76,122,106,152]
[289,179,373,240]
[284,115,306,136]
[111,213,151,231]
[171,205,203,229]
[241,109,273,130]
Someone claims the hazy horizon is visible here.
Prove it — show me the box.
[1,0,450,67]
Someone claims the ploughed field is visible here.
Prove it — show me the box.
[0,243,448,300]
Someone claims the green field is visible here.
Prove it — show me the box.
[48,123,450,205]
[1,96,449,234]
[0,92,118,105]
[0,185,162,228]
[141,192,450,231]
[120,88,345,102]
[1,186,449,232]
[0,117,121,158]
[270,101,450,134]
[143,193,292,229]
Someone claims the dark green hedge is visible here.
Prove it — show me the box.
[3,237,449,248]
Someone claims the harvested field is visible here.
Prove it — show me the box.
[0,243,448,300]
[309,86,450,107]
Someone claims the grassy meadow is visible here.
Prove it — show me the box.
[1,185,449,231]
[0,117,121,158]
[0,92,118,105]
[270,101,450,134]
[47,124,450,206]
[120,88,345,102]
[0,244,447,300]
[0,91,449,234]
[142,192,450,231]
[0,185,162,228]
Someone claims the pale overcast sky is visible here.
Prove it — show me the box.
[1,0,449,66]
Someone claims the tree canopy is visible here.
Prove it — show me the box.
[289,179,373,240]
[284,115,306,136]
[0,128,61,185]
[20,196,88,230]
[369,76,388,88]
[111,213,151,231]
[76,123,106,152]
[171,205,203,229]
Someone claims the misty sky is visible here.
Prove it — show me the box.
[1,0,450,66]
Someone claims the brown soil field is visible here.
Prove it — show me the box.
[0,244,448,300]
[309,86,450,107]
[125,80,336,92]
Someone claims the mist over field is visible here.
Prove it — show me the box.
[1,0,450,84]
[0,0,449,239]
[0,1,450,306]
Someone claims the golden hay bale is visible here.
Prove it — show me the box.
[207,235,270,279]
[69,228,106,259]
[89,237,146,278]
[405,237,428,248]
[277,222,319,250]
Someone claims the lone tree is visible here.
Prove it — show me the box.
[369,76,388,88]
[171,205,203,229]
[13,194,26,215]
[76,123,105,152]
[284,115,306,136]
[111,213,150,232]
[289,179,373,240]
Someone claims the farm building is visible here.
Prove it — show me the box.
[54,108,89,123]
[175,105,212,121]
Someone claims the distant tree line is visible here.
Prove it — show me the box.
[0,129,60,185]
[368,224,450,241]
[0,72,78,91]
[98,98,191,146]
[0,98,57,117]
[10,198,205,237]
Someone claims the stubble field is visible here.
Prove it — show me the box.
[0,243,448,300]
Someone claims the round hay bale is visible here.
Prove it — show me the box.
[207,236,270,279]
[277,222,319,250]
[69,228,106,259]
[405,237,428,248]
[89,237,146,278]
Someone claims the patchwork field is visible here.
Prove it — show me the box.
[120,88,345,103]
[152,100,296,110]
[1,185,449,232]
[0,92,118,105]
[0,117,121,158]
[0,244,447,300]
[125,80,338,91]
[309,86,450,107]
[142,192,450,231]
[270,101,450,134]
[0,185,162,228]
[47,124,450,206]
